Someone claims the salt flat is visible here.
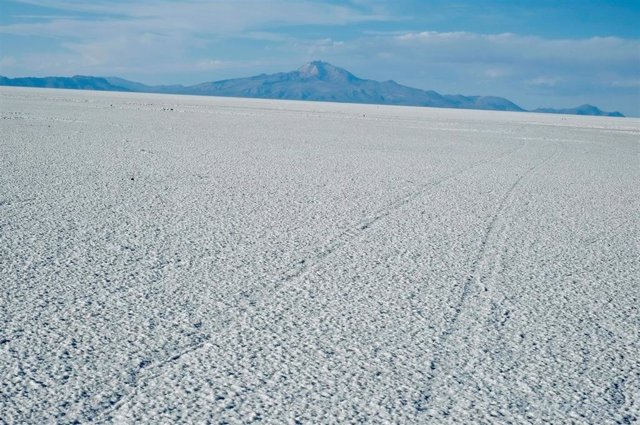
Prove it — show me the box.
[1,87,638,424]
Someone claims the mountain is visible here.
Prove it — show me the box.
[169,61,524,112]
[532,104,624,118]
[0,61,624,117]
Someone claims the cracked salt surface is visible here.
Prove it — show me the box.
[1,87,638,424]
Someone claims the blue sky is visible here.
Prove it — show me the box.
[1,0,639,115]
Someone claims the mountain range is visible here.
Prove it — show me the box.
[0,61,624,117]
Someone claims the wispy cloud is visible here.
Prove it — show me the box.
[0,0,393,78]
[303,31,639,95]
[387,31,639,66]
[2,0,393,36]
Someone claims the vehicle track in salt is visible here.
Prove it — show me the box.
[94,140,528,422]
[413,141,561,412]
[277,140,527,285]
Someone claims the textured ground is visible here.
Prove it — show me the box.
[1,87,639,424]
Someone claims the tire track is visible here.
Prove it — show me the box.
[94,141,527,422]
[414,141,560,412]
[279,141,527,284]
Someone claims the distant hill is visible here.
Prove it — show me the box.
[532,104,624,117]
[106,61,525,112]
[0,61,624,117]
[0,75,130,92]
[104,77,187,95]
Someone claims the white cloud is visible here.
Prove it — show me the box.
[386,31,640,66]
[610,79,640,89]
[304,31,639,90]
[485,68,510,78]
[0,0,392,78]
[528,76,563,87]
